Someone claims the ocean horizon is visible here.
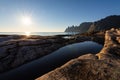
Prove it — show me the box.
[0,32,78,36]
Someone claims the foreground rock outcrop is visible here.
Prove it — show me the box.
[0,32,105,73]
[0,35,69,73]
[36,28,120,80]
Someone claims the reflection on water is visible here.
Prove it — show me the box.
[0,41,103,80]
[25,32,31,37]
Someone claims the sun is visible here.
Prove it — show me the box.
[21,16,32,25]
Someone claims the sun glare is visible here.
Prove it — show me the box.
[25,32,31,36]
[21,16,32,25]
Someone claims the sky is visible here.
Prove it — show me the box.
[0,0,120,32]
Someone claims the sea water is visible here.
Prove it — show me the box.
[0,32,78,36]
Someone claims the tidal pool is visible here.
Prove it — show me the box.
[0,41,103,80]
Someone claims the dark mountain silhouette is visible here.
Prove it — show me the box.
[65,22,92,33]
[88,15,120,32]
[65,15,120,33]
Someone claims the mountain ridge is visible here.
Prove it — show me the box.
[65,15,120,33]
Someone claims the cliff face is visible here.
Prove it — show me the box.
[88,15,120,32]
[36,28,120,80]
[65,22,92,33]
[65,15,120,33]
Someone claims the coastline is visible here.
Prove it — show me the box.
[0,31,104,73]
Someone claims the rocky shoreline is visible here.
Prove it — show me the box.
[36,28,120,80]
[0,31,105,73]
[0,35,68,73]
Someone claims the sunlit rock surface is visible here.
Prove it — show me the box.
[36,28,120,80]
